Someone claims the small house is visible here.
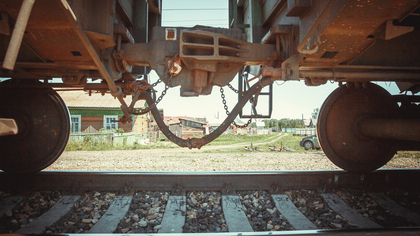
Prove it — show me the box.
[303,118,317,128]
[57,90,148,136]
[166,116,208,139]
[231,118,248,135]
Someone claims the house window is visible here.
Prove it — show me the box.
[104,115,118,130]
[70,115,81,133]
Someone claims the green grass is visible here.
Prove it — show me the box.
[206,133,278,146]
[202,134,320,153]
[65,139,179,151]
[65,132,305,152]
[258,134,304,152]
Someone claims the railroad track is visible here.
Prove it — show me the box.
[0,170,420,235]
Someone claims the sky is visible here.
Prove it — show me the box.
[152,0,401,124]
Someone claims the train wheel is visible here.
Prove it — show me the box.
[0,80,70,173]
[317,83,399,172]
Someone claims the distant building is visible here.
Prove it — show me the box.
[57,90,147,135]
[165,116,208,139]
[302,118,317,128]
[231,118,247,135]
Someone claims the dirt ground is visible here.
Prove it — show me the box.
[46,134,419,171]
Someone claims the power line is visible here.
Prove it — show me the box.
[162,8,228,11]
[163,19,227,22]
[163,24,228,27]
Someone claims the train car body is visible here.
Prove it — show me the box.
[0,0,419,173]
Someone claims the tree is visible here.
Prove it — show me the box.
[312,108,320,119]
[263,119,270,128]
[270,119,278,128]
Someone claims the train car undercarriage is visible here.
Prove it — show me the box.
[0,0,419,173]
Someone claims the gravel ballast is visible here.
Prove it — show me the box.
[0,191,62,234]
[115,191,169,233]
[46,191,116,233]
[238,190,293,231]
[46,149,419,171]
[183,191,227,233]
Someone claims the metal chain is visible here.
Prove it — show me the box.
[131,54,181,115]
[220,87,252,128]
[150,78,163,87]
[132,73,170,115]
[227,83,245,95]
[154,84,169,105]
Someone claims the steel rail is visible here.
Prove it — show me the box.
[4,228,418,235]
[1,169,419,193]
[1,170,420,235]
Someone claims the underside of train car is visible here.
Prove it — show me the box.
[0,0,419,173]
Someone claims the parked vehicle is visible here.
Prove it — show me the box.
[300,135,321,150]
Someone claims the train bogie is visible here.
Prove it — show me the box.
[0,0,419,172]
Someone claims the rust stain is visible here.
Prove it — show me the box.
[381,0,409,18]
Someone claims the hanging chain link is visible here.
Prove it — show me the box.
[132,71,170,115]
[227,83,245,95]
[131,54,185,115]
[220,87,252,128]
[150,77,164,87]
[132,82,169,115]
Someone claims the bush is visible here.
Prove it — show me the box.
[83,135,93,143]
[116,128,124,134]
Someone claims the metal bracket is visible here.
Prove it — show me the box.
[172,184,186,196]
[222,183,236,195]
[123,181,134,195]
[281,54,300,81]
[238,68,273,119]
[269,184,283,194]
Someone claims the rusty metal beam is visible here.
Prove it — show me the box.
[2,0,36,70]
[60,1,117,94]
[260,66,420,81]
[3,61,98,70]
[59,0,132,120]
[299,70,420,81]
[297,0,336,54]
[360,118,420,141]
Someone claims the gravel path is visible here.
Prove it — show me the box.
[46,133,419,171]
[46,150,418,172]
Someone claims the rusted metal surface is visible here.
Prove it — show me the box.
[1,169,420,193]
[2,0,35,70]
[317,83,400,172]
[296,0,336,55]
[0,0,93,64]
[360,118,420,141]
[123,26,276,96]
[0,0,420,173]
[262,65,420,82]
[0,81,70,173]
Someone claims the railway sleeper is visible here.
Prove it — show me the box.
[0,189,419,234]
